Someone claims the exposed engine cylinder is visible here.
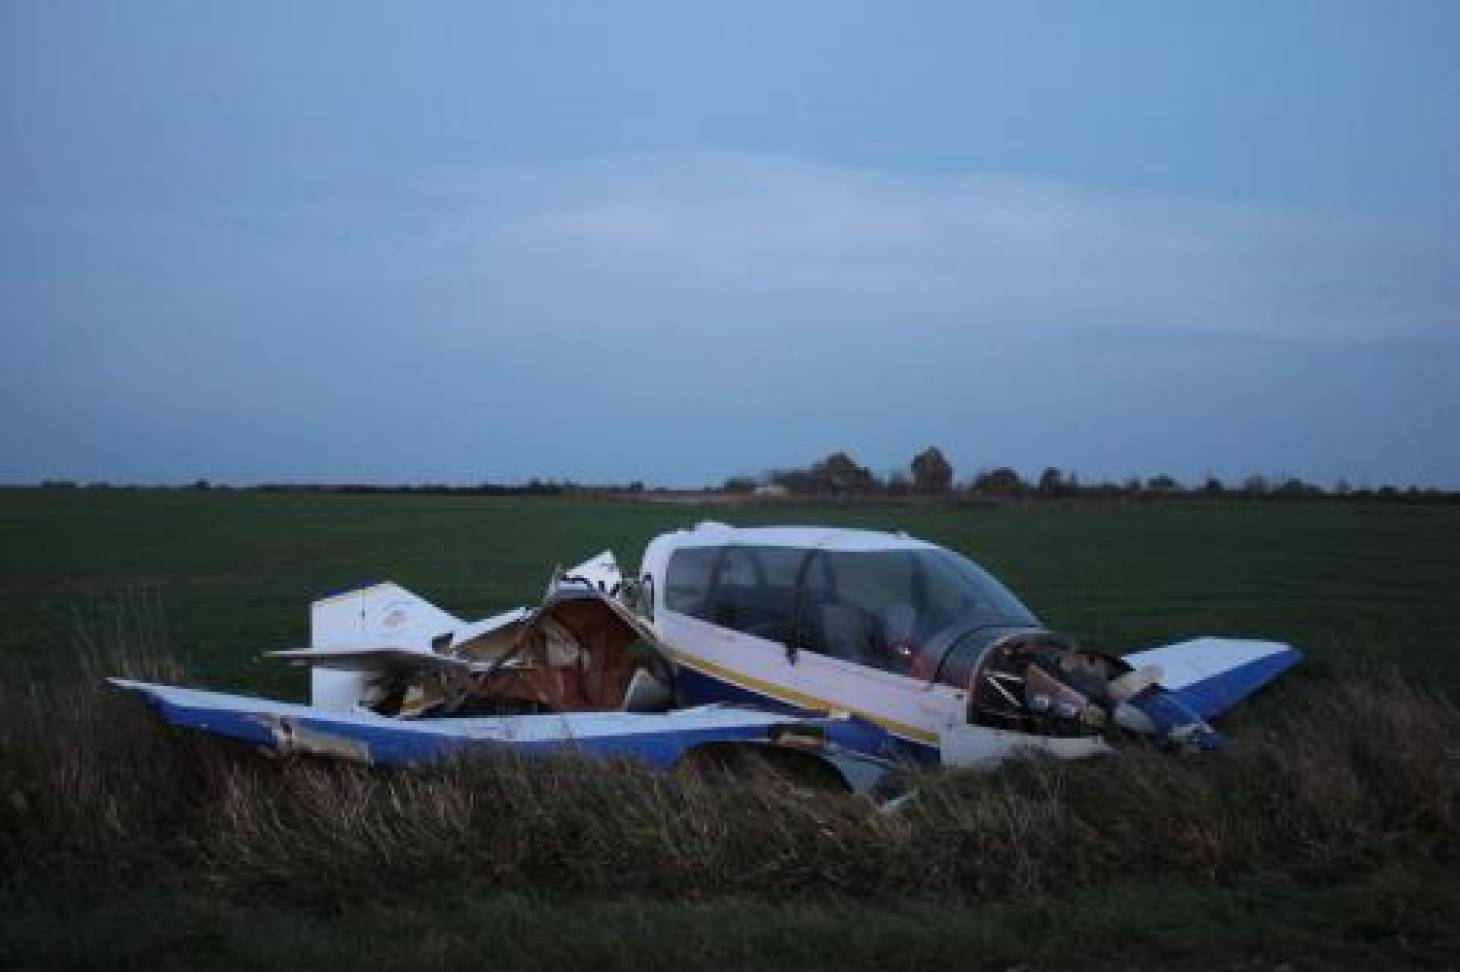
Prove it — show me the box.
[928,629,1144,738]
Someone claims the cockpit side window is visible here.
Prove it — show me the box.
[789,549,1036,675]
[793,551,921,673]
[669,543,1036,676]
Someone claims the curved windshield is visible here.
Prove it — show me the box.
[790,548,1038,675]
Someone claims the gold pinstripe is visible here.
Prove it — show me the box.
[670,648,941,745]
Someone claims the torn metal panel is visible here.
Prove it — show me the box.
[548,550,623,596]
[478,590,668,711]
[269,717,372,761]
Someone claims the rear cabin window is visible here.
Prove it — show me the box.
[664,547,717,618]
[706,546,803,643]
[664,545,804,644]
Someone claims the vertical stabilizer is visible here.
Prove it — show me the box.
[308,583,463,709]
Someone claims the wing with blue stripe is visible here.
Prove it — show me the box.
[1122,637,1302,721]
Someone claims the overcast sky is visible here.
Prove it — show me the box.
[3,1,1457,487]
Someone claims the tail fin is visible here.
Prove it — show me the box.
[308,583,463,710]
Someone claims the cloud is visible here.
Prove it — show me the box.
[4,148,1456,486]
[422,149,1455,344]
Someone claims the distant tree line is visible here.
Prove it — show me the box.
[717,449,1460,504]
[29,478,655,498]
[21,457,1460,504]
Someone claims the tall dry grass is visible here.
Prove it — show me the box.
[1,607,1455,905]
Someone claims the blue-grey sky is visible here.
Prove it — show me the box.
[3,1,1457,487]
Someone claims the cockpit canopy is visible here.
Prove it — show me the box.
[662,543,1039,677]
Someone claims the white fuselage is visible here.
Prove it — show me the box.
[637,523,1110,768]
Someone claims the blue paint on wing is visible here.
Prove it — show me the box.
[1170,647,1303,721]
[117,680,861,772]
[346,718,780,769]
[138,693,280,749]
[1127,690,1226,749]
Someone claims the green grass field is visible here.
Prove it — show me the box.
[3,488,1458,692]
[1,489,1457,969]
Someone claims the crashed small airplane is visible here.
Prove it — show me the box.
[111,523,1301,793]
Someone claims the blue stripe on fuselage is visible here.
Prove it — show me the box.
[672,663,940,766]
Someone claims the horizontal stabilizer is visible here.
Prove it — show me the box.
[265,646,524,675]
[307,583,531,709]
[452,607,532,644]
[1123,637,1301,720]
